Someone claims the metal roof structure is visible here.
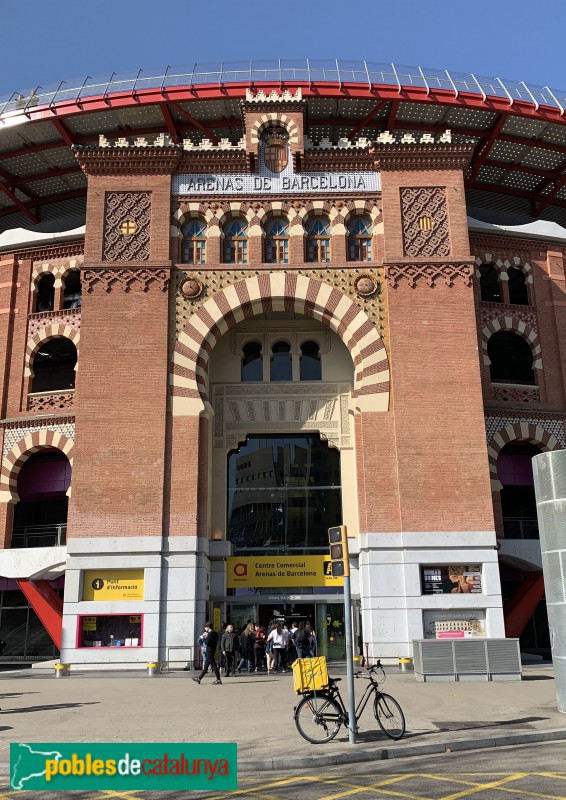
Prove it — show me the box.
[3,60,566,232]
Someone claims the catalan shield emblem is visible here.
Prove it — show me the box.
[264,143,288,173]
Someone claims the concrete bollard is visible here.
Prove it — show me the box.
[54,663,70,678]
[147,661,161,676]
[398,657,413,672]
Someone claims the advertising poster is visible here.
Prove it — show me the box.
[421,565,482,595]
[423,610,486,639]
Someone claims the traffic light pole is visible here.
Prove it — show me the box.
[343,573,357,744]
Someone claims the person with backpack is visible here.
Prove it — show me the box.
[295,622,312,658]
[220,623,239,677]
[192,622,222,685]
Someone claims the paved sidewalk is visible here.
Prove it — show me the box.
[0,663,563,772]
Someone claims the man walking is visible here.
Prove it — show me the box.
[220,623,239,677]
[192,622,222,685]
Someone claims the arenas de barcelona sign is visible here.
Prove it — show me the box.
[172,170,380,195]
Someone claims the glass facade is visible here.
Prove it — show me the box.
[227,434,342,555]
[0,586,61,660]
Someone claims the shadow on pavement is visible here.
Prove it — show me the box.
[430,716,548,731]
[0,702,100,714]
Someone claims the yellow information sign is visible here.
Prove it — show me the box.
[82,617,97,631]
[226,556,343,588]
[82,569,144,601]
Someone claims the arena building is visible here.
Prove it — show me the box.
[0,61,562,667]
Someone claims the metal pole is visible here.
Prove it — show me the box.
[343,573,356,744]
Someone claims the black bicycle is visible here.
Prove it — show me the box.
[294,661,406,744]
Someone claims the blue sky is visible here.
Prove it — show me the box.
[1,0,565,97]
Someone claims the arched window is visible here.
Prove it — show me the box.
[242,341,263,382]
[497,442,541,539]
[270,341,292,381]
[31,338,77,393]
[300,341,321,381]
[35,274,55,312]
[223,218,248,264]
[479,264,502,302]
[488,331,535,385]
[63,270,82,309]
[181,219,207,265]
[508,266,529,305]
[348,215,372,262]
[12,449,71,548]
[306,216,331,263]
[264,217,289,264]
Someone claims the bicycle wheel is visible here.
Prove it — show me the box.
[294,693,343,744]
[374,692,405,740]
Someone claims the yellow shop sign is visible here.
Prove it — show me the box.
[226,557,343,588]
[82,569,145,601]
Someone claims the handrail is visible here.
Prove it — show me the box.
[1,60,566,121]
[502,517,539,539]
[11,523,67,548]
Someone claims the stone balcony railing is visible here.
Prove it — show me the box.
[27,390,75,413]
[492,384,540,404]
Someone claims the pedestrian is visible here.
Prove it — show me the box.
[192,621,222,685]
[237,622,255,673]
[295,622,312,658]
[220,623,239,677]
[288,622,298,664]
[309,628,318,657]
[266,622,288,672]
[218,621,227,671]
[253,625,266,671]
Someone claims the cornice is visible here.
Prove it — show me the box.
[241,100,308,116]
[73,145,183,176]
[373,143,474,172]
[385,260,475,288]
[177,150,251,174]
[14,242,84,263]
[295,149,375,173]
[484,407,566,420]
[470,232,552,256]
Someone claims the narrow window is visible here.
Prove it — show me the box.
[348,215,372,262]
[508,266,529,305]
[181,219,207,265]
[488,331,535,385]
[35,274,55,312]
[63,270,82,309]
[242,341,263,382]
[479,264,502,302]
[264,217,289,264]
[300,340,322,381]
[223,218,248,264]
[306,217,331,263]
[270,341,292,381]
[31,338,77,393]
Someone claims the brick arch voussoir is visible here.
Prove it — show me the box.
[487,422,562,491]
[251,114,299,145]
[25,326,80,377]
[171,275,389,406]
[1,432,74,501]
[481,317,540,360]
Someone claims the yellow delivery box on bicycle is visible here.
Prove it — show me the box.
[292,656,329,694]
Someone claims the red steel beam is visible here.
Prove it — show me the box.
[504,572,545,639]
[466,113,509,186]
[17,578,63,649]
[346,100,388,140]
[385,100,400,131]
[52,118,75,147]
[0,187,86,219]
[12,82,566,130]
[159,102,181,144]
[170,101,220,144]
[0,180,38,223]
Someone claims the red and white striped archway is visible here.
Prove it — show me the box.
[0,431,74,502]
[171,274,389,408]
[487,421,562,491]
